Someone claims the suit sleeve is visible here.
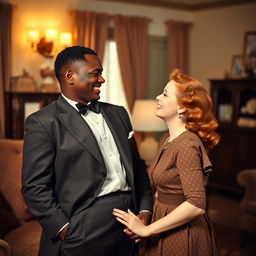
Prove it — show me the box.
[119,107,153,213]
[21,114,69,239]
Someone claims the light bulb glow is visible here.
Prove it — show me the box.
[27,28,39,43]
[59,32,72,47]
[45,29,58,42]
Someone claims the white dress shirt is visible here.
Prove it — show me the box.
[57,95,148,236]
[62,94,130,196]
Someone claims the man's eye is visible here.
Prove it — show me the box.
[89,72,102,77]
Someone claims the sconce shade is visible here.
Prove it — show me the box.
[60,32,72,47]
[27,29,39,43]
[132,99,167,132]
[45,29,58,42]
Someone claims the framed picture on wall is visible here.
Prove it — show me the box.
[243,31,256,70]
[230,55,243,78]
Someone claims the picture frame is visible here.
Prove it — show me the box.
[218,104,233,123]
[243,31,256,69]
[230,55,243,78]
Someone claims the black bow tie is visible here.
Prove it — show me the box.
[76,101,100,115]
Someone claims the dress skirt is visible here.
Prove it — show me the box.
[145,196,218,256]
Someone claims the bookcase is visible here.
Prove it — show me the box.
[208,79,256,196]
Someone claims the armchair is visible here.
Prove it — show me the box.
[237,168,256,245]
[0,139,41,256]
[0,239,11,256]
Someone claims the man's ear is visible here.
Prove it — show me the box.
[64,69,74,85]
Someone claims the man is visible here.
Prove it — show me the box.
[22,46,152,256]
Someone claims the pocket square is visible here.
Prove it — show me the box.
[128,131,134,139]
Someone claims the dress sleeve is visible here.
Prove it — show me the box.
[175,138,209,210]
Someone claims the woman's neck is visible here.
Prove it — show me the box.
[166,118,187,142]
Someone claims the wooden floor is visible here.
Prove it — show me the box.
[208,193,256,256]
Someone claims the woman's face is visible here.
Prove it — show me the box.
[155,80,179,121]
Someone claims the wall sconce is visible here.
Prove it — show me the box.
[27,28,72,57]
[27,28,39,47]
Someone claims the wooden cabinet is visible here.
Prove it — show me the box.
[5,92,60,139]
[209,79,256,196]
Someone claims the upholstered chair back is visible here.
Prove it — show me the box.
[0,139,33,223]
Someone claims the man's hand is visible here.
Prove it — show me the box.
[123,211,151,243]
[138,211,151,225]
[59,225,69,240]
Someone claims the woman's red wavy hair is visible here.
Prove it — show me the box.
[170,69,220,149]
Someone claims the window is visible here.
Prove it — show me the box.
[101,40,130,115]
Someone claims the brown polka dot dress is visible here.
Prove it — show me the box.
[145,130,218,256]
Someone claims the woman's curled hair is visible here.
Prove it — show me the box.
[170,69,220,149]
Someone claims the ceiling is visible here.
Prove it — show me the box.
[98,0,256,11]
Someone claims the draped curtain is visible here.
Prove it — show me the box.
[0,2,13,138]
[71,10,110,61]
[113,15,150,112]
[166,20,192,75]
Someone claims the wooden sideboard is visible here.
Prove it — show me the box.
[208,79,256,196]
[5,92,60,139]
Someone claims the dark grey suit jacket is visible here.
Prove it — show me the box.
[21,95,152,256]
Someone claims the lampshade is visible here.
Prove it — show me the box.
[27,28,39,43]
[45,29,58,42]
[59,32,72,47]
[132,99,167,132]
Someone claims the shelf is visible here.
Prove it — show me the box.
[217,123,256,132]
[209,79,256,195]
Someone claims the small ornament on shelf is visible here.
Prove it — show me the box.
[11,69,37,92]
[223,69,230,79]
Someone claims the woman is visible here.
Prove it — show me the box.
[113,69,220,256]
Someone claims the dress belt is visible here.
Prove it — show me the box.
[157,192,186,205]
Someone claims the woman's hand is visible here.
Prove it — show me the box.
[123,211,151,242]
[113,208,150,238]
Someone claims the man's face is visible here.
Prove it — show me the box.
[70,54,105,103]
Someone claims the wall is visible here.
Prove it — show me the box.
[191,3,256,90]
[9,0,256,93]
[10,0,190,88]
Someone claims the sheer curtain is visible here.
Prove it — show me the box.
[0,2,13,138]
[113,14,150,112]
[71,10,110,60]
[101,40,130,115]
[166,20,192,74]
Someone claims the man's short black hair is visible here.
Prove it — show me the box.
[54,46,97,82]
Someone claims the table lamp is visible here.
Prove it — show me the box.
[132,99,167,165]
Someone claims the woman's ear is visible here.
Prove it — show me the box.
[177,106,185,115]
[64,69,74,85]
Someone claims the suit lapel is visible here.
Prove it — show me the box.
[100,104,133,179]
[56,96,104,165]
